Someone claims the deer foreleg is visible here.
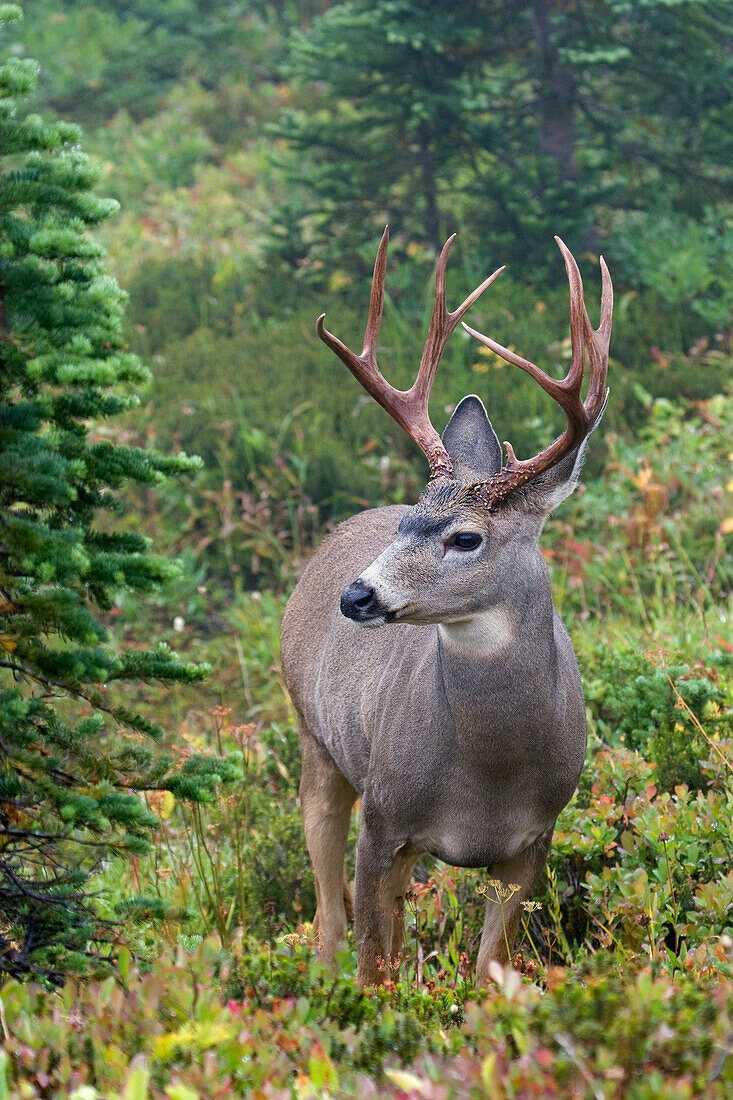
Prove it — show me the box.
[389,854,418,959]
[475,826,554,987]
[354,806,416,986]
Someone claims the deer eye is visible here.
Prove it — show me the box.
[450,532,482,551]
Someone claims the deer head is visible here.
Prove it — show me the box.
[317,229,613,627]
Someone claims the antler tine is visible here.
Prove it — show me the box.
[554,236,587,395]
[317,228,503,481]
[555,236,612,426]
[414,235,504,404]
[316,226,452,476]
[316,225,389,389]
[362,224,389,360]
[586,255,613,422]
[462,239,613,503]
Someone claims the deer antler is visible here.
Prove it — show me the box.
[317,227,504,480]
[462,237,613,505]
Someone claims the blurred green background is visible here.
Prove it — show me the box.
[12,0,733,589]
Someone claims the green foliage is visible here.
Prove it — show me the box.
[545,389,733,617]
[0,7,213,982]
[0,938,472,1096]
[584,654,730,791]
[272,0,498,262]
[612,206,733,327]
[1,933,732,1096]
[553,741,733,962]
[14,1,264,124]
[270,0,733,279]
[134,704,316,943]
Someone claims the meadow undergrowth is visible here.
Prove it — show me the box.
[2,392,732,1096]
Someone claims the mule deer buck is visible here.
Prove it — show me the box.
[281,228,612,987]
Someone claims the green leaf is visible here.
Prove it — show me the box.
[122,1063,149,1100]
[117,946,132,982]
[165,1086,199,1100]
[307,1043,338,1092]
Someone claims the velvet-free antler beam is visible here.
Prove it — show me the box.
[317,227,504,480]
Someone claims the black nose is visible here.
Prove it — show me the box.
[340,578,381,620]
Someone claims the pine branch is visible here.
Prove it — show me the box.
[0,827,111,848]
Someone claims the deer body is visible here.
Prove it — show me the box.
[283,504,586,868]
[281,231,612,986]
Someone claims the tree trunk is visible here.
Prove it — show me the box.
[532,0,577,182]
[416,122,442,253]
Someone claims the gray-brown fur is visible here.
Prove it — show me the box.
[281,393,605,986]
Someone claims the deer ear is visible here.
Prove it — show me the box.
[517,392,609,514]
[442,394,503,481]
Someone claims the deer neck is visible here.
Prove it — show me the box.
[438,606,517,658]
[436,576,558,731]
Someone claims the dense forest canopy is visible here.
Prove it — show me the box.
[275,0,733,278]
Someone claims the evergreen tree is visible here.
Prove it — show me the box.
[0,4,211,981]
[271,0,733,280]
[468,0,733,273]
[270,0,497,276]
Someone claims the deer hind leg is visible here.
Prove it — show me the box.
[298,723,357,965]
[475,826,554,988]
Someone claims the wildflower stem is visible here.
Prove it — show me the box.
[519,902,544,967]
[499,895,511,963]
[661,836,679,954]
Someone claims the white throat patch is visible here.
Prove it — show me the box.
[438,607,514,656]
